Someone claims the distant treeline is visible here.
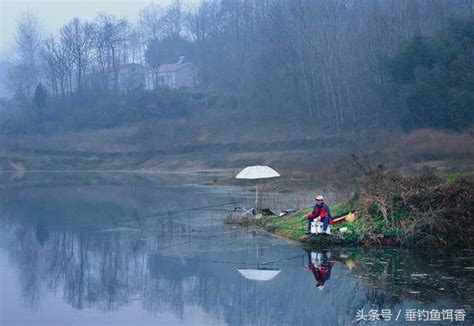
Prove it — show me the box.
[1,0,473,134]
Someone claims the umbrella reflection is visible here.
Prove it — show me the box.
[238,268,281,281]
[237,231,281,281]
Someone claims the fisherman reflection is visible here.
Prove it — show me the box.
[305,251,334,290]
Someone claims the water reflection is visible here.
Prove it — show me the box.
[0,172,473,325]
[305,251,334,289]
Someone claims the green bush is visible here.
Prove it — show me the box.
[385,17,474,131]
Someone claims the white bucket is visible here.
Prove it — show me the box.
[310,221,331,235]
[316,221,324,233]
[310,221,318,234]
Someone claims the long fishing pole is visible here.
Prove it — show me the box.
[46,200,243,231]
[114,200,244,225]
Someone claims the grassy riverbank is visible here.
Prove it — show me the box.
[227,170,474,248]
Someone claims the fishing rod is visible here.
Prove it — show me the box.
[114,200,244,225]
[45,200,244,231]
[259,254,305,266]
[153,252,304,268]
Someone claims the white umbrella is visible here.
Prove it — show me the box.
[235,165,280,213]
[235,166,280,180]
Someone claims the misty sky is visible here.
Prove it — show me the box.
[0,0,192,61]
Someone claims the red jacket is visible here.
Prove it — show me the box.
[306,203,331,219]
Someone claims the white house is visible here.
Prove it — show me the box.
[118,63,148,92]
[146,56,196,90]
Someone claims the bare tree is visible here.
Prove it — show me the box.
[41,36,73,97]
[127,24,145,65]
[138,2,164,41]
[60,18,94,93]
[41,37,60,96]
[161,0,185,39]
[138,3,166,69]
[91,14,128,92]
[9,12,43,108]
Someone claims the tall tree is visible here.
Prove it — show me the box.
[42,36,72,97]
[61,18,94,93]
[9,12,42,108]
[139,3,165,68]
[91,14,128,91]
[161,0,185,39]
[138,2,164,41]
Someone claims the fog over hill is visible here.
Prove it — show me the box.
[0,61,13,100]
[0,0,472,176]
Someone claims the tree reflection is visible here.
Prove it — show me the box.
[5,220,474,325]
[9,224,42,310]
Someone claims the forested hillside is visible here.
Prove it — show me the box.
[0,0,472,175]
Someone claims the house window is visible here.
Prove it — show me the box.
[158,76,165,85]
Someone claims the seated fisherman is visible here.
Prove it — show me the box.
[305,195,332,234]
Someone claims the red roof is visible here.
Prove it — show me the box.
[157,62,191,73]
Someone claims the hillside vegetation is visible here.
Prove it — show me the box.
[1,4,473,137]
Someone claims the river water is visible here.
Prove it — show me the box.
[0,172,472,325]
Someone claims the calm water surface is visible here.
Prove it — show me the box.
[0,172,473,325]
